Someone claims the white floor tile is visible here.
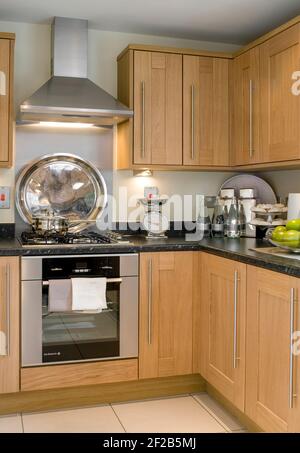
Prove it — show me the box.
[0,414,23,433]
[192,393,244,432]
[112,396,226,433]
[22,405,125,433]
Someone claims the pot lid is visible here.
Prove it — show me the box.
[16,153,107,232]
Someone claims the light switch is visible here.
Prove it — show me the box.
[0,186,10,209]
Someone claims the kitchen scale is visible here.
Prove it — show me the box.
[138,197,169,239]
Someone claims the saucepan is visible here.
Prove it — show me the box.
[32,215,97,234]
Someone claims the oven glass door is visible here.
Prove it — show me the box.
[42,281,120,363]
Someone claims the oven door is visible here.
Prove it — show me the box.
[22,276,138,366]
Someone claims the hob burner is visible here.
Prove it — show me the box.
[20,231,129,246]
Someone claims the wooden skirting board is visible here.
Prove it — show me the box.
[206,384,262,433]
[0,374,205,416]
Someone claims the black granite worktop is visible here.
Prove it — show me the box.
[1,234,300,277]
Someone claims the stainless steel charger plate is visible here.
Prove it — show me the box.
[16,153,107,233]
[220,174,277,204]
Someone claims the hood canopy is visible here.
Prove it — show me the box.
[19,17,133,126]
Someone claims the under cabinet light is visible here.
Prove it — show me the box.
[38,122,95,129]
[133,170,153,177]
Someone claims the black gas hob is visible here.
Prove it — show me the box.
[20,230,131,247]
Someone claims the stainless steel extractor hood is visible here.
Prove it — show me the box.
[19,17,133,126]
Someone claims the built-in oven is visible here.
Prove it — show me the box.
[21,254,138,367]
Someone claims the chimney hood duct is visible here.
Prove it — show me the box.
[19,17,133,126]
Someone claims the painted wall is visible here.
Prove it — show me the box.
[260,170,300,201]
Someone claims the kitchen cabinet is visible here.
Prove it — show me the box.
[183,55,230,166]
[246,266,300,433]
[199,253,246,411]
[232,48,261,165]
[0,257,19,394]
[117,17,300,170]
[117,49,183,168]
[259,24,300,163]
[139,252,194,379]
[0,34,14,167]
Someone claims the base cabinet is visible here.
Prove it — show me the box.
[200,253,246,411]
[246,266,300,432]
[0,257,19,394]
[139,252,194,379]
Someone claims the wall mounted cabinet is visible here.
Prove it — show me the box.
[232,23,300,167]
[231,48,260,165]
[117,45,231,170]
[259,24,300,164]
[133,51,183,166]
[0,34,14,168]
[183,55,229,167]
[118,17,300,171]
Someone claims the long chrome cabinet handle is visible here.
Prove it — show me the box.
[0,71,6,96]
[233,270,240,369]
[191,84,195,160]
[289,287,296,409]
[148,258,153,345]
[42,277,123,286]
[141,81,145,158]
[5,264,10,356]
[249,79,254,158]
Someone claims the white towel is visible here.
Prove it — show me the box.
[49,279,72,312]
[71,277,107,312]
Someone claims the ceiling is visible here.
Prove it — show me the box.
[0,0,299,44]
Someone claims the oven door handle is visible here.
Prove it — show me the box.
[42,277,123,286]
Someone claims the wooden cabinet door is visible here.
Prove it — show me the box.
[200,253,246,411]
[246,266,300,432]
[0,257,19,394]
[0,38,12,166]
[133,51,182,166]
[232,48,260,165]
[290,278,300,433]
[260,24,300,163]
[183,55,229,166]
[139,252,193,379]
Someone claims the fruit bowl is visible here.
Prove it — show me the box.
[268,238,300,253]
[266,227,300,253]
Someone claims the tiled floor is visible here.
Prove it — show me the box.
[0,393,246,433]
